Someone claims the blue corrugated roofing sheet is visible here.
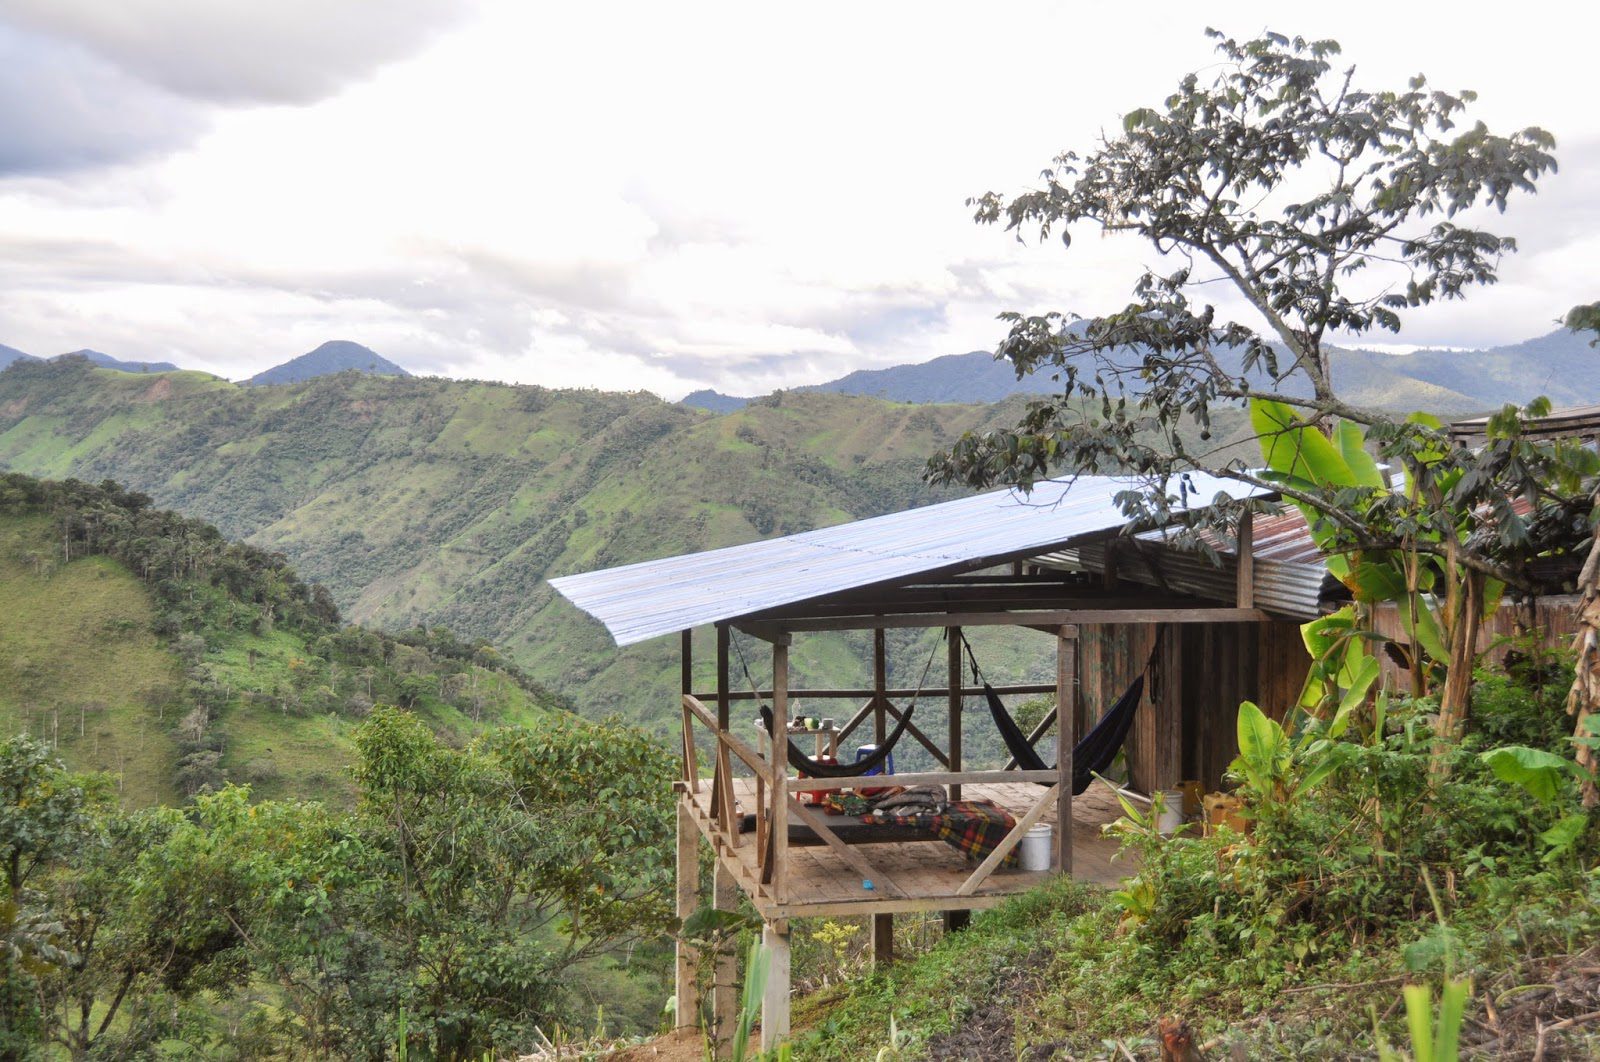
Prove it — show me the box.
[549,473,1267,646]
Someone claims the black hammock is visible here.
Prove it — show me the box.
[962,630,1155,795]
[759,704,913,779]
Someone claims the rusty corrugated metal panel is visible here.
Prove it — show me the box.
[549,473,1269,645]
[1032,515,1334,621]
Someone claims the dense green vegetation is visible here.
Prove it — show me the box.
[781,657,1600,1059]
[0,473,563,803]
[0,473,685,1055]
[0,710,677,1058]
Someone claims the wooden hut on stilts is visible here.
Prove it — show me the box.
[551,473,1334,1054]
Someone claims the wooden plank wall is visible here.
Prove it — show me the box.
[1078,623,1180,793]
[1369,594,1581,688]
[1081,620,1311,792]
[1257,620,1314,722]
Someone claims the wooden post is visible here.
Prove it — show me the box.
[947,626,963,800]
[711,861,738,1058]
[1236,509,1255,608]
[1055,625,1073,874]
[716,624,731,731]
[872,913,894,967]
[681,630,698,790]
[760,919,791,1052]
[771,637,790,903]
[873,628,887,744]
[674,800,700,1029]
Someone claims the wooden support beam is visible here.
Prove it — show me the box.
[716,624,731,731]
[872,628,887,744]
[872,913,894,967]
[674,800,700,1029]
[683,696,769,776]
[760,920,791,1052]
[1236,509,1255,609]
[878,700,949,767]
[712,861,738,1058]
[681,630,699,794]
[681,703,700,794]
[700,682,1059,703]
[770,642,790,904]
[745,607,1269,637]
[776,768,1056,793]
[835,696,876,745]
[787,797,907,899]
[1056,626,1074,875]
[947,626,963,801]
[748,588,1182,620]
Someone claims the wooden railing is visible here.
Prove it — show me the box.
[680,694,1069,903]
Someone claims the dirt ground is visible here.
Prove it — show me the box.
[603,1028,707,1062]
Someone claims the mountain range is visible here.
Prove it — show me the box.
[1,326,1596,735]
[681,328,1600,414]
[0,339,410,384]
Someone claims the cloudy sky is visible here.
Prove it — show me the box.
[1,1,1595,398]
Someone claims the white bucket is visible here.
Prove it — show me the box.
[1018,824,1053,871]
[1156,789,1185,836]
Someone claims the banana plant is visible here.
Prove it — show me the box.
[1251,400,1502,719]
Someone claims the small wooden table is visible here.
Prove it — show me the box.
[755,719,841,760]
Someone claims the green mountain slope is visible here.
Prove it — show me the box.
[0,474,561,804]
[0,513,183,805]
[0,359,1050,731]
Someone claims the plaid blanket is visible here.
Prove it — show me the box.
[871,799,1020,867]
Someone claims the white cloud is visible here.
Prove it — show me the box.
[0,0,475,104]
[0,1,1595,397]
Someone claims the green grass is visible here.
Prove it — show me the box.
[0,514,182,805]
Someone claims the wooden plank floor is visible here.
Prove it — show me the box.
[682,777,1139,920]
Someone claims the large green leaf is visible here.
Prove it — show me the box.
[1334,419,1385,489]
[1251,399,1351,488]
[1539,813,1588,860]
[1479,745,1581,805]
[1235,700,1287,794]
[1331,655,1381,737]
[1398,597,1450,664]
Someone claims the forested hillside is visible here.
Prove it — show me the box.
[0,474,562,803]
[0,357,1091,733]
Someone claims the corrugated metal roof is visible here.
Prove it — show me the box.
[1029,507,1337,619]
[550,473,1269,645]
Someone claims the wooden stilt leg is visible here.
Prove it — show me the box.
[711,861,738,1058]
[674,801,700,1029]
[760,919,791,1052]
[872,912,894,967]
[1056,625,1074,875]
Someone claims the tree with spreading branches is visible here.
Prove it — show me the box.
[929,29,1597,744]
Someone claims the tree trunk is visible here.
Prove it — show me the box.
[1566,502,1600,807]
[1434,569,1483,770]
